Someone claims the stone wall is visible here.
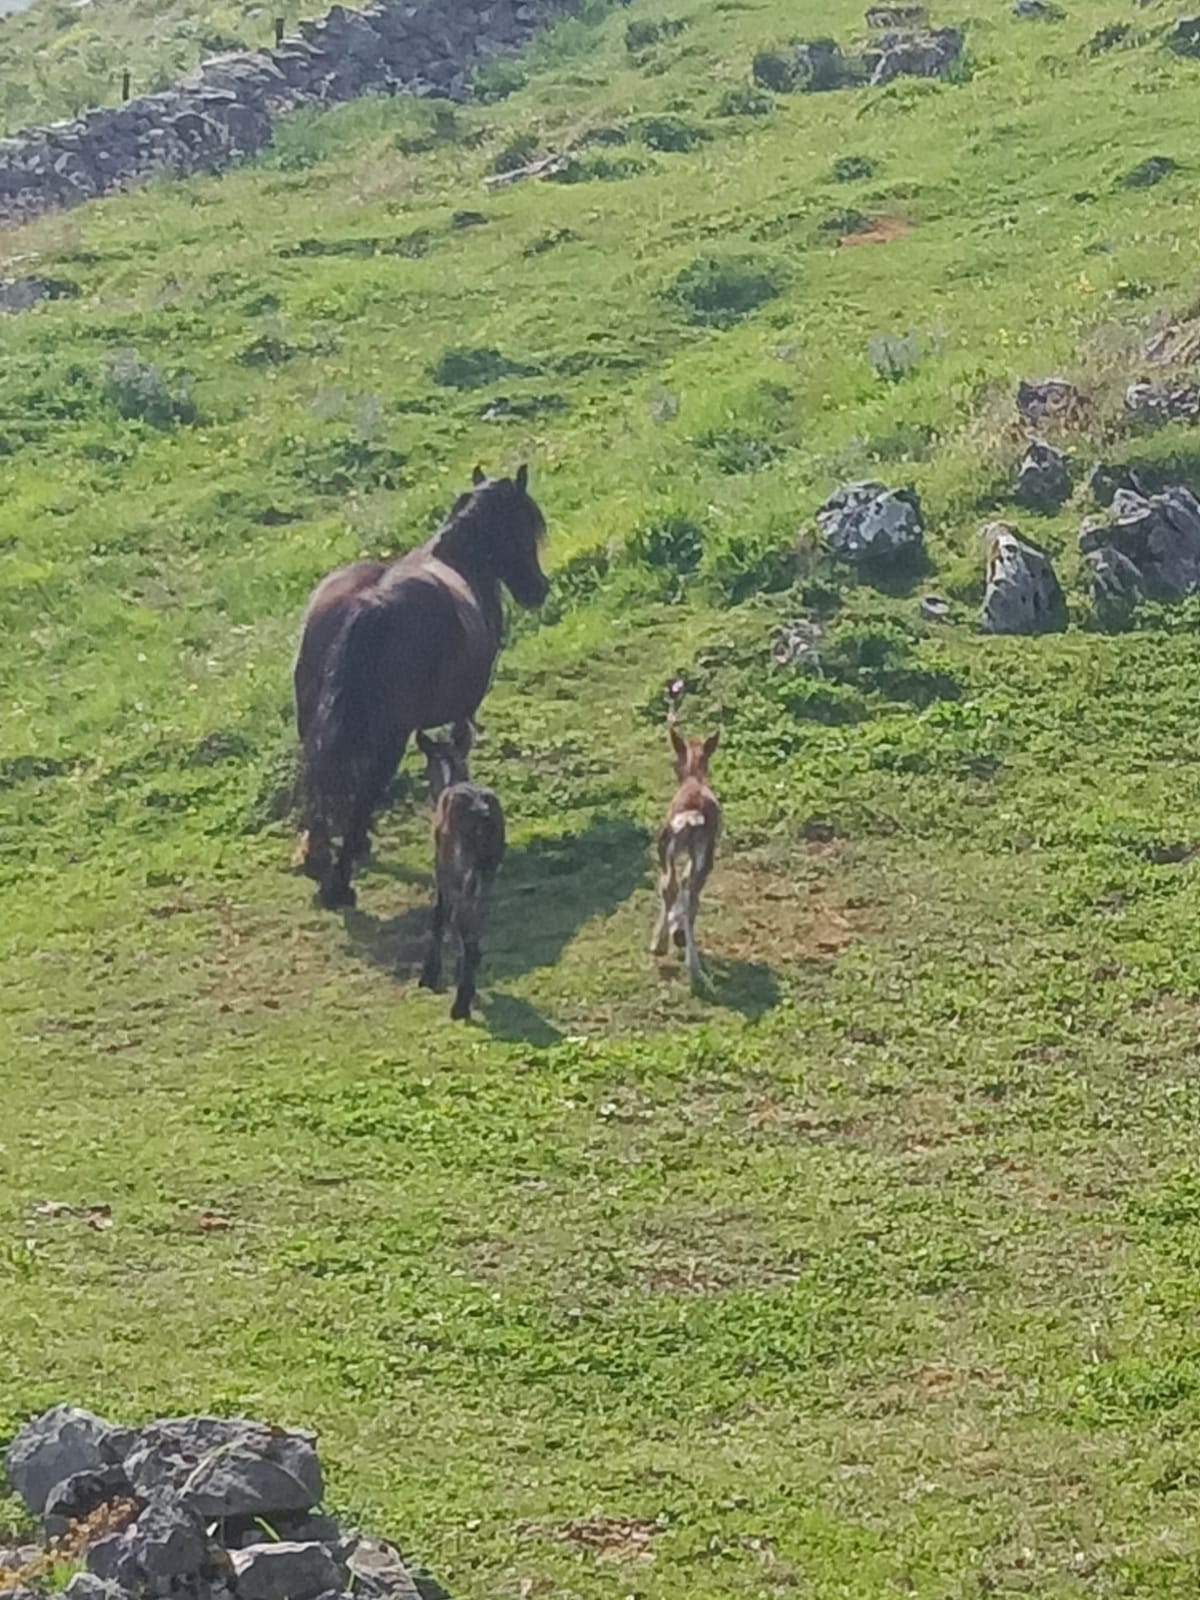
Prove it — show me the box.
[0,0,573,227]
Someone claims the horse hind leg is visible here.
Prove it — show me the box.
[320,739,406,911]
[650,856,678,958]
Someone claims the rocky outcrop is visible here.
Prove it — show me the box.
[1080,484,1200,603]
[816,479,925,565]
[1013,439,1071,510]
[981,522,1067,634]
[2,1406,440,1600]
[1016,376,1087,428]
[1125,379,1200,425]
[0,0,574,228]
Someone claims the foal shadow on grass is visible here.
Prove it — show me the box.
[341,813,649,1041]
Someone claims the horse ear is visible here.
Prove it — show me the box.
[472,464,486,486]
[703,731,720,759]
[669,723,687,762]
[515,462,528,492]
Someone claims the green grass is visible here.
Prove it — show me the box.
[4,0,1200,1594]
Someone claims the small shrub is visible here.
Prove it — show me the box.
[432,346,537,389]
[820,207,872,236]
[625,17,662,51]
[638,115,710,152]
[832,153,876,182]
[580,124,629,146]
[627,513,705,573]
[551,154,646,183]
[867,329,923,383]
[491,132,541,175]
[474,58,528,100]
[668,253,784,327]
[752,49,796,91]
[451,209,489,229]
[625,15,686,52]
[703,526,795,602]
[716,86,774,116]
[1085,20,1132,52]
[698,429,781,474]
[103,349,197,428]
[1120,155,1177,190]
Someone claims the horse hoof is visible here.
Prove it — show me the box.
[420,966,443,992]
[450,999,472,1022]
[319,882,356,911]
[672,926,686,950]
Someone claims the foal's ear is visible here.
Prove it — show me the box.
[669,722,687,762]
[703,731,720,760]
[472,464,486,486]
[515,462,529,492]
[415,730,435,759]
[451,720,474,756]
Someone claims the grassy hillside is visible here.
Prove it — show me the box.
[5,0,1200,1594]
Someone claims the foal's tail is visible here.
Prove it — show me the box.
[303,599,388,833]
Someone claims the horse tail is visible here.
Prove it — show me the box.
[303,599,388,833]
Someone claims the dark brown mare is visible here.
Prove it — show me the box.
[293,464,548,909]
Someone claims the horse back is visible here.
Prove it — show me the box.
[370,553,500,732]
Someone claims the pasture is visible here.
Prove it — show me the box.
[4,0,1200,1590]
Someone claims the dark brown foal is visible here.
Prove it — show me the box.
[416,722,506,1022]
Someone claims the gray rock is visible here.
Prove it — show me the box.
[865,25,963,83]
[87,1494,210,1595]
[5,1406,118,1515]
[1080,485,1200,600]
[1166,14,1200,54]
[229,1543,345,1600]
[817,479,925,564]
[0,1546,41,1571]
[123,1417,323,1520]
[1125,380,1200,425]
[920,594,951,622]
[1013,439,1071,511]
[1016,376,1085,426]
[344,1536,423,1600]
[1088,462,1145,507]
[1083,540,1144,626]
[43,1464,136,1538]
[772,618,823,667]
[65,1573,130,1600]
[1012,0,1064,17]
[865,4,927,23]
[981,523,1067,634]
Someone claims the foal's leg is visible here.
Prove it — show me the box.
[680,882,709,992]
[420,884,448,992]
[450,884,484,1022]
[650,848,678,957]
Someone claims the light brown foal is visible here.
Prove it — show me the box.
[651,718,721,991]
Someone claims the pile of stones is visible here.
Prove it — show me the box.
[1,1406,442,1600]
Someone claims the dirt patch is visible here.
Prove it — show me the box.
[839,215,911,247]
[707,862,866,967]
[520,1515,665,1562]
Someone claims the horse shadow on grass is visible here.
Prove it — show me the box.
[341,813,648,1042]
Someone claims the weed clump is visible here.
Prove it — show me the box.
[491,133,541,174]
[715,85,774,116]
[832,153,876,181]
[867,329,923,383]
[668,254,784,327]
[625,16,686,53]
[103,349,198,428]
[1120,155,1177,189]
[627,512,705,573]
[638,115,710,152]
[431,347,537,389]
